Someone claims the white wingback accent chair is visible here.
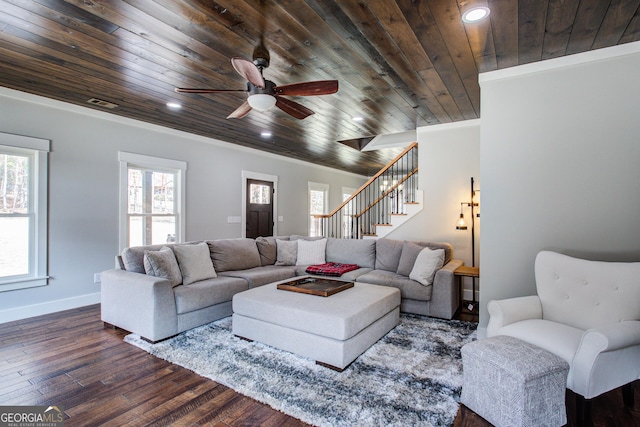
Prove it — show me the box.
[487,251,640,422]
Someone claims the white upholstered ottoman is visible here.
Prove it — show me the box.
[232,279,400,371]
[461,335,569,427]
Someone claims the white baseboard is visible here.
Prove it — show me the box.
[0,292,101,324]
[462,289,479,302]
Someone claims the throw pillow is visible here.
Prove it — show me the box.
[409,247,445,286]
[143,246,182,287]
[173,242,217,285]
[296,238,327,265]
[275,239,297,266]
[396,241,425,276]
[375,238,404,271]
[256,236,277,266]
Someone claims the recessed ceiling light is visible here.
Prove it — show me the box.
[462,6,490,23]
[260,131,272,138]
[352,116,364,122]
[166,102,182,109]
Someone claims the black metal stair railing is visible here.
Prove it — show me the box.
[312,142,418,239]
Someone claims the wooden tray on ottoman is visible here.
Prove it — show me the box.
[277,277,354,297]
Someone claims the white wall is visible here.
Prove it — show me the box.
[388,120,480,300]
[479,42,640,332]
[0,88,366,322]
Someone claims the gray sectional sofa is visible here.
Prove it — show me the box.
[101,236,462,342]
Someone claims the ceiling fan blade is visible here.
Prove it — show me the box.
[175,87,246,94]
[227,101,252,119]
[275,96,314,119]
[231,58,265,89]
[274,80,338,96]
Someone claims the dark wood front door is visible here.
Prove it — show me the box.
[246,179,274,238]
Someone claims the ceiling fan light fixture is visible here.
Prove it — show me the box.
[462,6,490,23]
[247,94,276,111]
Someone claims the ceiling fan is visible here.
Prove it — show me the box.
[175,47,338,120]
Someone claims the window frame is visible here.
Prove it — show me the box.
[118,152,186,251]
[0,132,50,292]
[308,181,329,237]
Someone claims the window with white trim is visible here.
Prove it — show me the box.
[308,182,329,237]
[0,132,49,292]
[119,152,186,250]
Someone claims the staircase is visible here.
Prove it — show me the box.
[312,143,421,239]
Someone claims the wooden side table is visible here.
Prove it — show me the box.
[454,266,479,313]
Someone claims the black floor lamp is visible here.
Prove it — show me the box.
[456,177,479,310]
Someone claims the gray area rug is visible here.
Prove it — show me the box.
[125,314,477,427]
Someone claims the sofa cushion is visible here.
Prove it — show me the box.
[396,241,423,276]
[173,242,217,285]
[338,267,374,281]
[173,276,248,314]
[143,246,182,287]
[208,238,261,272]
[219,265,297,288]
[397,241,453,276]
[296,238,327,265]
[498,319,583,364]
[375,238,404,272]
[256,236,277,266]
[357,270,433,301]
[326,238,376,268]
[275,239,297,266]
[409,247,445,286]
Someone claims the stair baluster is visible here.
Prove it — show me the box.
[313,142,418,239]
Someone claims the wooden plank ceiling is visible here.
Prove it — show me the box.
[0,0,639,176]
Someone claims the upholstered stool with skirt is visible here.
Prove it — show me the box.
[461,335,569,427]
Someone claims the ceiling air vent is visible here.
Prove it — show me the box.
[86,98,119,109]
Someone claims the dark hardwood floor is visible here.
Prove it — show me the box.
[1,304,638,426]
